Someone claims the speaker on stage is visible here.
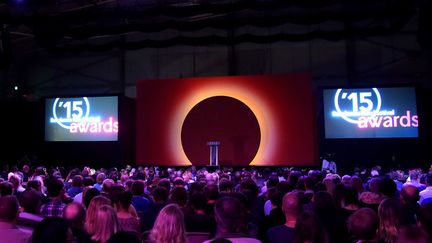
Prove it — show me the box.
[207,141,220,167]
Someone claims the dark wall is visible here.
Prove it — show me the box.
[0,96,135,169]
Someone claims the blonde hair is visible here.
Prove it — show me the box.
[85,195,111,235]
[91,205,119,243]
[378,198,401,243]
[149,203,187,243]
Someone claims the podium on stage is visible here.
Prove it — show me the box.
[207,141,220,166]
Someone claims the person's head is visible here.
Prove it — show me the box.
[19,189,41,214]
[32,217,74,243]
[83,188,101,208]
[401,185,420,204]
[0,195,19,223]
[426,173,432,187]
[107,232,141,243]
[342,175,351,186]
[282,191,302,221]
[378,198,402,243]
[96,173,106,184]
[351,176,364,192]
[131,180,145,196]
[152,186,168,203]
[190,192,207,211]
[46,178,65,198]
[369,178,381,194]
[0,181,13,196]
[344,187,359,207]
[114,191,133,211]
[102,179,115,193]
[293,211,327,243]
[82,177,94,187]
[149,204,187,243]
[72,175,83,187]
[158,178,171,192]
[313,191,335,217]
[214,196,247,234]
[8,173,22,189]
[348,208,379,241]
[396,225,430,243]
[409,170,419,182]
[173,177,184,188]
[204,184,219,201]
[85,195,112,235]
[63,202,86,229]
[91,205,119,243]
[379,177,397,198]
[27,179,42,192]
[170,187,188,207]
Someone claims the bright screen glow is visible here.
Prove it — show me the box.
[45,96,118,141]
[323,87,418,138]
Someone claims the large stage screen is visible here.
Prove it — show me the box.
[45,96,119,141]
[137,74,317,166]
[323,87,418,138]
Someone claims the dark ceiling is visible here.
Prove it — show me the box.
[1,0,430,52]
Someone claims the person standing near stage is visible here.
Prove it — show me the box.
[322,154,337,174]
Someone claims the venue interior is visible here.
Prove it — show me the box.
[1,0,432,172]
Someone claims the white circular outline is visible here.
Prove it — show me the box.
[52,97,90,129]
[334,88,381,124]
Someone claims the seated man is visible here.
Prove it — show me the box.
[204,196,261,243]
[267,192,302,243]
[348,208,379,243]
[0,195,32,243]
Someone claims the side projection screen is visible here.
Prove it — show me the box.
[45,96,119,141]
[323,87,418,138]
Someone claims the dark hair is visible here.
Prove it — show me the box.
[158,178,171,192]
[344,188,359,206]
[107,232,141,243]
[131,180,145,196]
[379,176,397,198]
[32,217,71,243]
[83,188,100,208]
[170,187,188,207]
[83,177,95,187]
[219,179,234,193]
[293,211,327,243]
[27,180,42,191]
[0,195,19,222]
[267,175,279,188]
[0,181,13,196]
[190,192,207,210]
[19,189,42,214]
[46,178,64,198]
[72,175,83,187]
[214,196,247,233]
[204,184,219,201]
[152,186,168,203]
[117,191,133,210]
[348,208,379,241]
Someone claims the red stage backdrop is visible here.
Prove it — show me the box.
[136,74,317,166]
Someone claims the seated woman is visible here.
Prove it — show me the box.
[149,203,187,243]
[113,191,141,234]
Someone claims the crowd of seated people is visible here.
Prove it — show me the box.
[0,164,432,243]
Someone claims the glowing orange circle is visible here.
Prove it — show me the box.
[169,82,277,166]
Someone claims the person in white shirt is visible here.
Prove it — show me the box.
[419,173,432,206]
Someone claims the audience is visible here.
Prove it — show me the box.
[0,163,431,243]
[0,195,32,243]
